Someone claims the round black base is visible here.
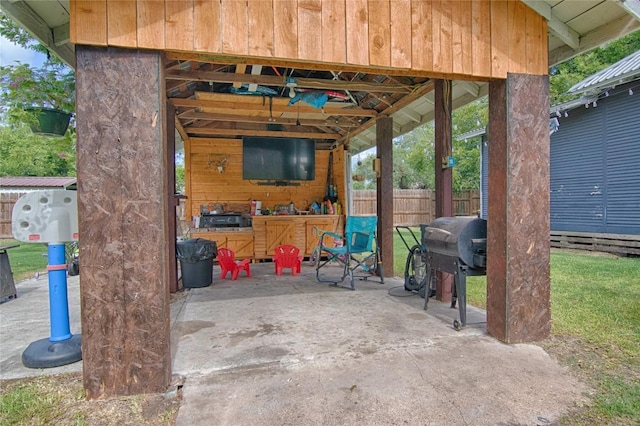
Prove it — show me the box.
[22,334,82,369]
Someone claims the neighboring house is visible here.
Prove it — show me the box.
[463,50,640,253]
[549,50,640,236]
[0,176,77,238]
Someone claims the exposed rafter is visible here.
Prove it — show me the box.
[0,0,75,67]
[166,70,418,94]
[522,0,580,50]
[184,127,341,140]
[170,98,378,117]
[549,14,640,66]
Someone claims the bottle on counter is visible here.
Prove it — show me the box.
[289,201,295,215]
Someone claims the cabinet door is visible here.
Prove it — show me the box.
[305,217,343,255]
[225,233,254,259]
[265,221,295,255]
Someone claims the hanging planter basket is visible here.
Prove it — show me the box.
[26,108,72,137]
[353,174,366,182]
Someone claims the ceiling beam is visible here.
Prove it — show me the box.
[166,70,417,93]
[174,117,189,143]
[343,81,436,148]
[455,81,481,98]
[549,14,640,66]
[397,84,489,135]
[0,0,75,67]
[178,111,359,127]
[53,23,69,46]
[170,98,378,117]
[522,0,580,49]
[618,0,640,21]
[184,127,341,140]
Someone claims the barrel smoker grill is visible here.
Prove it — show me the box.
[421,216,487,330]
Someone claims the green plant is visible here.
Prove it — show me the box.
[0,62,75,127]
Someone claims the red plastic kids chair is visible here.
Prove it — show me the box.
[217,247,251,280]
[272,245,303,276]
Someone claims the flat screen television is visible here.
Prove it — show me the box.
[242,137,315,181]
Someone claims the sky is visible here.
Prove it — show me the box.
[0,34,47,67]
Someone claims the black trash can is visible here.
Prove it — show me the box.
[176,238,217,288]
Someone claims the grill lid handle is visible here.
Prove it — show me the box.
[425,228,452,237]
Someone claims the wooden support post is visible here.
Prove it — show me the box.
[376,115,393,276]
[434,79,453,302]
[76,46,171,398]
[166,102,178,294]
[487,73,551,343]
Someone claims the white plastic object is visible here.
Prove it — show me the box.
[11,190,78,243]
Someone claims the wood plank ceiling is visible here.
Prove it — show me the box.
[165,58,434,152]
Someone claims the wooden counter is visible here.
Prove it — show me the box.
[188,215,343,260]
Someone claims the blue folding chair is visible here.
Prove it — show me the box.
[315,215,384,290]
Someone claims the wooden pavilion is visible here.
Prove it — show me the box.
[2,0,639,398]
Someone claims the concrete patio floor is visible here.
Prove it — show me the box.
[0,263,588,425]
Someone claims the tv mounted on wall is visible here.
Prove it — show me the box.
[242,137,316,182]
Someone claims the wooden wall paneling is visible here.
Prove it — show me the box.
[107,1,137,47]
[410,0,433,72]
[184,136,192,221]
[346,0,370,65]
[526,6,548,75]
[248,0,274,57]
[298,0,323,61]
[508,0,528,74]
[194,0,221,52]
[187,138,331,218]
[389,0,411,69]
[72,1,107,45]
[332,147,346,209]
[137,0,166,49]
[221,0,248,55]
[451,0,463,75]
[471,0,492,78]
[69,0,77,43]
[274,0,298,58]
[432,0,453,74]
[321,0,347,64]
[452,0,473,75]
[165,0,194,51]
[490,0,509,78]
[368,0,391,67]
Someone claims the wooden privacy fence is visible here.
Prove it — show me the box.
[0,193,25,239]
[352,189,480,226]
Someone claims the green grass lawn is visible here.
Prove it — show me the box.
[1,239,48,282]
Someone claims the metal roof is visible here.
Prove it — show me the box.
[0,176,77,189]
[569,48,640,94]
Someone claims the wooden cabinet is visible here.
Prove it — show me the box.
[189,230,254,259]
[252,217,300,259]
[304,217,344,255]
[189,215,343,260]
[253,215,342,259]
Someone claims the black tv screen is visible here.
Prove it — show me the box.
[242,137,315,181]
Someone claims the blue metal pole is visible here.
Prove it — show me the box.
[47,243,72,342]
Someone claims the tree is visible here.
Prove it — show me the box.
[0,11,77,177]
[0,125,76,176]
[550,30,640,104]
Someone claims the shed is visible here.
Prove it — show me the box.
[0,176,77,239]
